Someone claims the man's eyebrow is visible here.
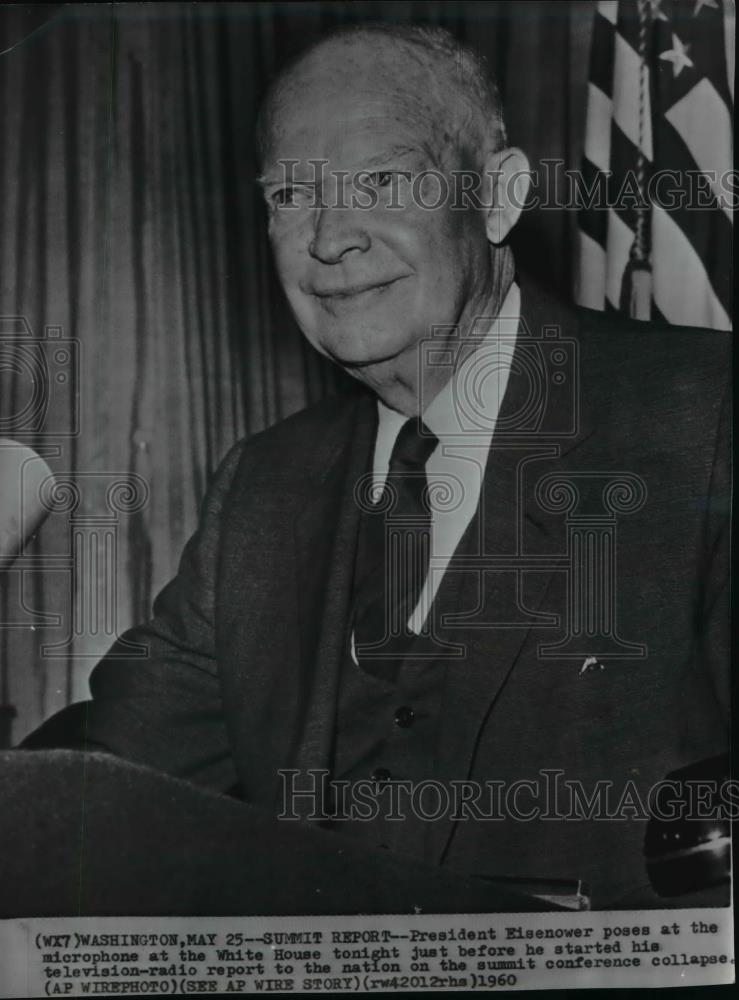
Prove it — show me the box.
[256,174,315,188]
[256,146,423,186]
[357,146,422,170]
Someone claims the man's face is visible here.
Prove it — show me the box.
[260,42,493,379]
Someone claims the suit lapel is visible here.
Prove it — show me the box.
[220,389,378,811]
[288,392,377,795]
[427,281,594,863]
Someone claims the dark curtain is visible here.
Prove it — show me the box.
[0,1,594,742]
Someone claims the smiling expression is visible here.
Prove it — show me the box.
[259,36,499,390]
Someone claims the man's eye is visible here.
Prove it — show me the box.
[271,188,297,208]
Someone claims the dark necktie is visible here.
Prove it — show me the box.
[353,417,439,681]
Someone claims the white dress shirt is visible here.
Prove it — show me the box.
[354,281,521,654]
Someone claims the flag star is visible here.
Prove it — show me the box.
[647,0,669,21]
[659,34,694,76]
[693,0,718,14]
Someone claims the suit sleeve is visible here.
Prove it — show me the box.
[20,441,246,794]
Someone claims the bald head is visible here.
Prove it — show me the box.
[257,23,507,172]
[257,21,529,416]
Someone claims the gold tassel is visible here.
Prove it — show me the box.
[620,260,652,321]
[629,264,652,321]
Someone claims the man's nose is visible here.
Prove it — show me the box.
[308,206,371,264]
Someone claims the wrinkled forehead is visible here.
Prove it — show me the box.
[261,41,455,171]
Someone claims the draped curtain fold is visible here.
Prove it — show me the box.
[0,1,593,742]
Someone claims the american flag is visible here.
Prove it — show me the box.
[576,0,733,330]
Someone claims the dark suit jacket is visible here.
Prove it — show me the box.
[25,284,730,908]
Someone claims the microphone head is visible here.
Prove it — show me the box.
[0,439,55,569]
[644,754,731,897]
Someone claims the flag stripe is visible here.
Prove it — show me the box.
[605,207,634,310]
[597,0,618,27]
[664,77,733,219]
[724,0,735,100]
[651,300,668,325]
[654,118,732,316]
[578,158,610,246]
[651,204,731,330]
[584,82,613,173]
[589,12,617,99]
[576,229,607,311]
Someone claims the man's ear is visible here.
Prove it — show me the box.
[482,147,531,245]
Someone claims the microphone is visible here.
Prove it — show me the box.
[644,755,732,897]
[0,439,55,570]
[0,440,56,746]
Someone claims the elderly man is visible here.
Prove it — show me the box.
[24,23,729,909]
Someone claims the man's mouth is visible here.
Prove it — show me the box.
[312,276,406,302]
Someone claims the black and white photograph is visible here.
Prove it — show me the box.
[0,0,733,994]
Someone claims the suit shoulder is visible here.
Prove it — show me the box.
[576,304,731,352]
[251,386,365,447]
[576,306,731,387]
[216,385,369,483]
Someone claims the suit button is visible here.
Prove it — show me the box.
[394,706,415,728]
[372,767,392,783]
